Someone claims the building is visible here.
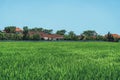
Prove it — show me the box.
[15,27,23,34]
[3,27,64,40]
[111,34,120,39]
[105,34,120,39]
[29,31,64,40]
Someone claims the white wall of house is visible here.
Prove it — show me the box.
[44,37,49,40]
[49,38,52,40]
[43,37,64,40]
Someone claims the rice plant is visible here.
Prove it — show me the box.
[0,42,120,80]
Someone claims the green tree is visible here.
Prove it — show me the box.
[32,34,40,40]
[64,35,69,40]
[82,30,97,37]
[96,35,104,41]
[106,32,114,42]
[14,34,23,40]
[79,34,85,40]
[29,27,43,32]
[4,26,16,33]
[113,37,119,42]
[82,30,98,40]
[23,26,29,40]
[56,30,66,35]
[68,31,78,40]
[0,32,5,40]
[43,29,53,34]
[5,33,15,40]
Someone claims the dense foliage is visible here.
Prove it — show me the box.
[0,42,120,80]
[0,26,119,42]
[23,26,29,40]
[4,26,16,33]
[56,30,66,35]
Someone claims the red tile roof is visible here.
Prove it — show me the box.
[15,27,22,32]
[111,34,120,38]
[29,31,64,39]
[105,34,120,38]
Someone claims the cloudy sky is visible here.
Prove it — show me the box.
[0,0,120,35]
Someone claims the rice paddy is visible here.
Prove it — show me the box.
[0,42,120,80]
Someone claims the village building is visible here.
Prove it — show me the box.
[28,31,64,40]
[3,27,64,40]
[105,34,120,39]
[15,27,23,34]
[111,34,120,39]
[13,27,64,40]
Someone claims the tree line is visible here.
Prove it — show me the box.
[0,26,119,42]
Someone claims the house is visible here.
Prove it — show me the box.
[3,27,64,40]
[28,31,64,40]
[105,34,120,39]
[111,34,120,39]
[15,27,23,34]
[3,27,23,33]
[46,34,64,40]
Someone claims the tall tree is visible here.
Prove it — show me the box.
[43,29,53,34]
[32,34,40,40]
[14,34,23,40]
[106,32,114,42]
[0,32,5,40]
[79,34,85,40]
[82,30,98,40]
[96,35,104,41]
[4,26,16,33]
[23,26,29,40]
[82,30,97,37]
[68,31,78,40]
[56,29,66,35]
[29,27,43,32]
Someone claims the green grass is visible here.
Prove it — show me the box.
[0,42,120,80]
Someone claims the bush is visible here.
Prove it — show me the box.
[32,34,40,40]
[113,38,119,42]
[0,32,6,40]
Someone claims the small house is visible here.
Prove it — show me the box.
[29,31,64,40]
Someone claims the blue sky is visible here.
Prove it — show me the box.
[0,0,120,35]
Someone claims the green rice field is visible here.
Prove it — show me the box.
[0,42,120,80]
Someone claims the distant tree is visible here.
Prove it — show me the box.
[4,26,16,33]
[23,26,29,40]
[56,29,66,35]
[5,33,16,40]
[32,34,40,40]
[96,35,104,41]
[68,31,78,40]
[0,32,5,40]
[14,34,23,40]
[64,35,69,40]
[106,32,114,42]
[29,27,43,32]
[82,30,98,40]
[43,29,53,34]
[79,34,85,40]
[114,37,119,42]
[82,30,97,37]
[0,32,23,40]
